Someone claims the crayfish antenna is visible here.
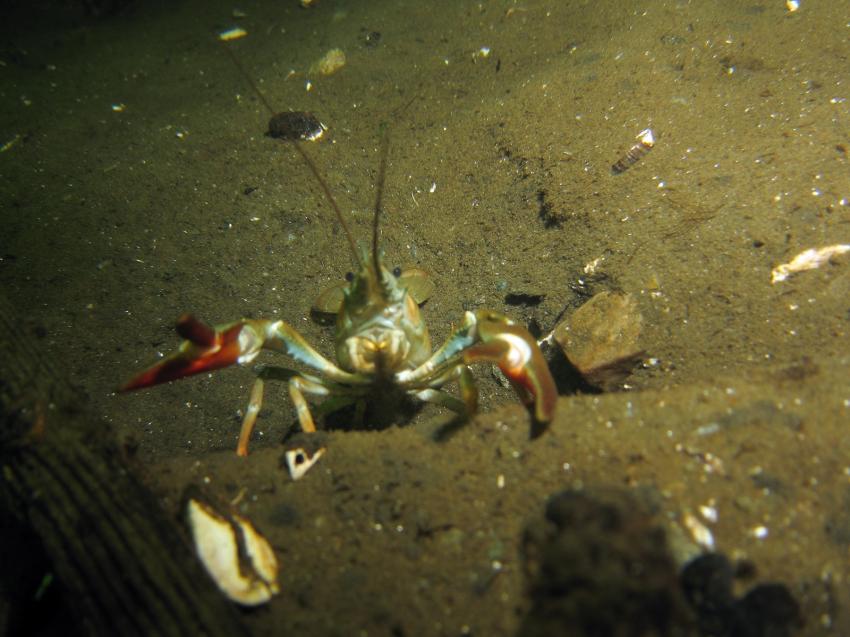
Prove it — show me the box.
[291,142,363,268]
[371,132,390,284]
[220,38,363,269]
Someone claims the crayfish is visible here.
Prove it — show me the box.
[121,130,557,458]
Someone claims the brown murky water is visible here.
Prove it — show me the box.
[2,0,849,634]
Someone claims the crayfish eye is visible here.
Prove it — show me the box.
[392,266,402,277]
[345,271,354,282]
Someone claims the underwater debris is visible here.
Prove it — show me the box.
[217,37,328,143]
[0,133,21,153]
[218,27,247,41]
[770,244,850,283]
[611,128,655,174]
[185,489,279,605]
[472,46,492,62]
[311,48,346,76]
[281,432,327,480]
[267,111,327,141]
[284,445,326,480]
[682,511,715,551]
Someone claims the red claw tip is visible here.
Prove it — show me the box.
[175,314,218,347]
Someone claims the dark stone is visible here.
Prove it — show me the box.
[681,554,802,637]
[519,488,695,637]
[519,489,803,637]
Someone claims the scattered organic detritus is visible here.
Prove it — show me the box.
[218,27,247,42]
[770,244,850,283]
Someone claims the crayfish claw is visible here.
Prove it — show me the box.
[468,312,558,428]
[120,318,257,392]
[175,314,218,347]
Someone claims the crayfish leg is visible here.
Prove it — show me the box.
[458,366,479,416]
[289,376,332,434]
[237,377,266,457]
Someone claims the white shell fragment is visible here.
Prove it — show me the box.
[770,244,850,283]
[186,497,279,605]
[285,446,325,480]
[218,27,248,41]
[636,128,655,147]
[683,511,715,551]
[472,46,491,62]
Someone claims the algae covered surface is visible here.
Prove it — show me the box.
[2,0,850,634]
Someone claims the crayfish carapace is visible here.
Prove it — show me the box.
[121,136,557,457]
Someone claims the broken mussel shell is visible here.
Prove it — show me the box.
[282,433,327,480]
[267,111,326,141]
[553,291,644,390]
[185,487,279,606]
